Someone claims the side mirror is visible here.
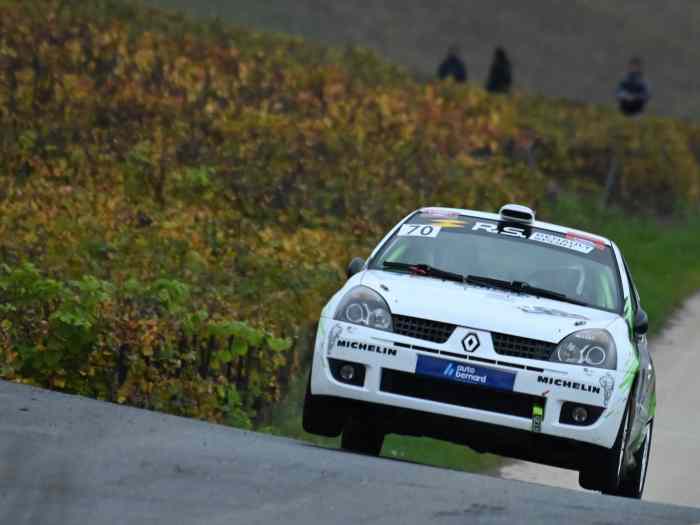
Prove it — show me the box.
[346,257,365,279]
[634,308,649,336]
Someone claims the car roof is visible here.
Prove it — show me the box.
[417,207,613,247]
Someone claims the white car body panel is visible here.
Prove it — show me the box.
[311,206,643,452]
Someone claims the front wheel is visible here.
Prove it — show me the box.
[341,418,384,456]
[302,373,344,437]
[616,420,653,499]
[579,407,630,493]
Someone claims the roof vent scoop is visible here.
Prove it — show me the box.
[499,204,535,224]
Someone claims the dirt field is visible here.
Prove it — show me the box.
[143,0,700,118]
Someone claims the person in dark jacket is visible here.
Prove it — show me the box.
[616,57,651,117]
[438,46,467,83]
[485,46,512,94]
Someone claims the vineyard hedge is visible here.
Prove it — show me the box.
[1,0,700,426]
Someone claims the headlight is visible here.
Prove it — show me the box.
[333,286,393,332]
[551,329,617,370]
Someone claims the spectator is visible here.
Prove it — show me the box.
[438,45,467,83]
[485,46,512,94]
[616,57,651,117]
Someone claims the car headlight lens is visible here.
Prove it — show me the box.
[333,286,393,332]
[552,329,617,370]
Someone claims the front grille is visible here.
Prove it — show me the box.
[492,332,556,361]
[393,315,456,343]
[380,369,543,419]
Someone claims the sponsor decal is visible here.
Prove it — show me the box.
[327,324,343,356]
[599,373,615,407]
[430,218,468,229]
[472,221,527,238]
[461,332,480,352]
[565,232,605,251]
[519,305,589,320]
[529,232,595,254]
[620,352,639,393]
[472,222,599,255]
[336,339,398,357]
[416,355,516,391]
[397,224,441,238]
[421,208,461,218]
[537,375,601,395]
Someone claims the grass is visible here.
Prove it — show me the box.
[263,199,700,474]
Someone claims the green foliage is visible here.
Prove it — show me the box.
[0,263,291,425]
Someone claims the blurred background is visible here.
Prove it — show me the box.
[145,0,700,118]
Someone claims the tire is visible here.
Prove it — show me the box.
[616,420,653,499]
[579,407,630,493]
[341,418,384,456]
[302,374,344,437]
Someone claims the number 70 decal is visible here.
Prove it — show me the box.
[397,224,442,238]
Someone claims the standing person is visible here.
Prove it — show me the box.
[438,45,467,83]
[616,57,651,117]
[485,46,512,94]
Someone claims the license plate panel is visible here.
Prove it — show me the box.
[415,355,516,391]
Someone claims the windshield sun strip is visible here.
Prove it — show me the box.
[370,215,623,314]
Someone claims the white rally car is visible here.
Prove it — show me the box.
[303,204,655,499]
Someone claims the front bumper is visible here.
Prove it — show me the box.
[311,317,628,450]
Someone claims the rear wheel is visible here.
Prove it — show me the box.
[302,373,344,437]
[616,420,653,499]
[341,418,384,456]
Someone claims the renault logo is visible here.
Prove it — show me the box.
[462,332,480,353]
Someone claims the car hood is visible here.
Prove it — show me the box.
[361,270,619,344]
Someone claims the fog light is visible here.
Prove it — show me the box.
[572,406,589,423]
[328,358,366,386]
[339,364,356,381]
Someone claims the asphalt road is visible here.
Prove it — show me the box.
[502,293,700,508]
[2,380,700,525]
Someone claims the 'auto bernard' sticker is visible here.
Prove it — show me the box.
[415,355,516,391]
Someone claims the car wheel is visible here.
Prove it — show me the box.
[600,406,632,495]
[579,406,630,493]
[341,418,384,456]
[616,420,653,499]
[302,373,344,437]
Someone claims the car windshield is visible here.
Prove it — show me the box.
[369,212,622,313]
